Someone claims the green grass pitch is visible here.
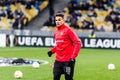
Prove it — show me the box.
[0,47,120,80]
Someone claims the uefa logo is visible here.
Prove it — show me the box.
[6,35,18,47]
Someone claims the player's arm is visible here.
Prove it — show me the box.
[68,29,82,59]
[47,33,57,57]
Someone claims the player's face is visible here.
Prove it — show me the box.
[55,16,64,27]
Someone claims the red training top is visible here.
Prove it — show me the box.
[51,24,82,62]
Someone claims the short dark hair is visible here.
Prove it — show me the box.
[55,13,64,18]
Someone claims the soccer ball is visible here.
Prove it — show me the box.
[32,61,40,68]
[108,63,115,70]
[14,70,23,79]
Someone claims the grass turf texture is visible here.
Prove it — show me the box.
[0,47,120,80]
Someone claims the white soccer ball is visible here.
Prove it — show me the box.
[108,63,115,70]
[32,61,40,68]
[14,70,23,79]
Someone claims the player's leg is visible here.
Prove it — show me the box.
[64,62,75,80]
[53,61,63,80]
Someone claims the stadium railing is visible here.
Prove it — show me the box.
[0,29,120,38]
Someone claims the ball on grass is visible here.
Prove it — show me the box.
[14,70,23,79]
[32,61,40,69]
[108,63,115,70]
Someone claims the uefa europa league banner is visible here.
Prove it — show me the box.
[6,35,55,47]
[81,38,120,49]
[6,35,120,49]
[0,34,6,47]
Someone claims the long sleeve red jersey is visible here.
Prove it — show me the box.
[51,24,82,62]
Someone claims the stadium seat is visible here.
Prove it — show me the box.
[10,4,17,12]
[1,16,12,29]
[27,7,38,18]
[20,5,32,21]
[0,0,49,30]
[39,0,49,11]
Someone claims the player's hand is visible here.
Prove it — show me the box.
[47,51,52,57]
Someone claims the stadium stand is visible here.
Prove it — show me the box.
[0,0,49,30]
[42,0,120,32]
